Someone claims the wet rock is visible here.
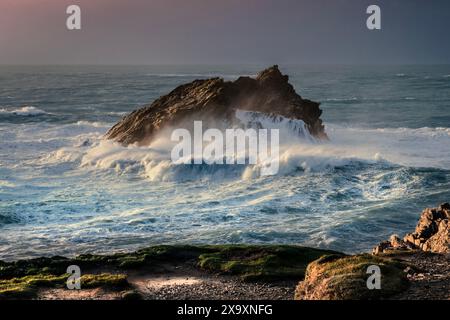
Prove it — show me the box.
[105,65,327,145]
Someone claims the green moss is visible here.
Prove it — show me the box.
[0,273,128,300]
[295,254,409,300]
[0,274,68,300]
[0,257,69,279]
[81,273,129,289]
[197,245,338,281]
[0,244,341,290]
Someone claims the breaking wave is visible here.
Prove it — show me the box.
[28,112,450,183]
[0,106,48,116]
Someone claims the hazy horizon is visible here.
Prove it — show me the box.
[1,0,450,65]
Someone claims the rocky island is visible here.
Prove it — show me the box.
[105,65,328,145]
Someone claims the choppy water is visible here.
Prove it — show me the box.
[1,65,450,261]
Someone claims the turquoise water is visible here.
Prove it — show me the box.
[1,65,450,260]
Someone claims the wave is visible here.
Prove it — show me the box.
[235,109,316,142]
[325,97,359,102]
[18,110,450,184]
[0,106,48,116]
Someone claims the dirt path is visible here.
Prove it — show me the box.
[129,272,295,300]
[37,267,297,300]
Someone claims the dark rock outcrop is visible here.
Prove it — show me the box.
[373,203,450,254]
[105,65,327,145]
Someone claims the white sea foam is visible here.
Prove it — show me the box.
[8,110,450,186]
[235,109,316,142]
[325,97,359,102]
[0,106,48,116]
[30,117,450,182]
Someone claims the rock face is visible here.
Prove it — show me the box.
[294,254,408,300]
[105,65,327,145]
[373,203,450,254]
[294,204,450,300]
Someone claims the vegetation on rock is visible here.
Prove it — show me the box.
[295,254,409,300]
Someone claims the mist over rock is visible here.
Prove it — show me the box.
[105,65,327,145]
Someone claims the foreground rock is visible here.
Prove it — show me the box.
[373,203,450,254]
[0,245,336,300]
[294,203,450,300]
[106,65,327,145]
[2,206,448,300]
[294,254,409,300]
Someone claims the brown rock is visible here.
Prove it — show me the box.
[374,203,450,254]
[105,65,327,146]
[294,254,408,300]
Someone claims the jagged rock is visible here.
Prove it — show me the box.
[105,65,327,145]
[373,203,450,254]
[372,235,415,255]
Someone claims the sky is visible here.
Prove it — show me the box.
[0,0,449,65]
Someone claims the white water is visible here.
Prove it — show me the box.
[1,65,450,260]
[0,106,48,116]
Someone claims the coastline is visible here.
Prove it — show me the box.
[1,204,448,300]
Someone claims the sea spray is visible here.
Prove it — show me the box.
[170,120,280,176]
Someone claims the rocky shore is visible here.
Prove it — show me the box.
[295,203,449,300]
[0,206,448,300]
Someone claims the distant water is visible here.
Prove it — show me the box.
[1,65,450,261]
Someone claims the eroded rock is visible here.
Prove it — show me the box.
[105,65,327,145]
[373,203,450,254]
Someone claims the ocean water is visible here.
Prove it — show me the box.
[1,65,450,261]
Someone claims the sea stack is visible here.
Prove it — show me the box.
[105,65,327,145]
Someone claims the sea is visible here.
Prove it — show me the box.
[1,64,450,261]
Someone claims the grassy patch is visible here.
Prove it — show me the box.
[0,274,68,300]
[0,244,341,299]
[81,273,129,289]
[197,245,339,281]
[0,273,128,300]
[295,254,409,300]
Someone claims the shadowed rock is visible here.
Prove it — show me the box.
[105,65,327,145]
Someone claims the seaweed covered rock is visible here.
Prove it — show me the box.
[374,203,450,254]
[197,245,338,281]
[0,244,338,299]
[105,65,327,145]
[294,254,409,300]
[0,273,129,300]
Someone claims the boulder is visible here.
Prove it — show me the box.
[105,65,327,145]
[294,254,408,300]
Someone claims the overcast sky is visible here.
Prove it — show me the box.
[1,0,449,65]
